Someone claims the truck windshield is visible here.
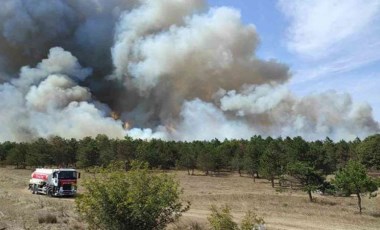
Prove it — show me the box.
[58,171,77,179]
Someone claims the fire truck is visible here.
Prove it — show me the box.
[28,168,80,197]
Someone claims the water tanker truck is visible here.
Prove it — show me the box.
[28,168,80,197]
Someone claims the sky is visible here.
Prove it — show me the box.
[209,0,380,120]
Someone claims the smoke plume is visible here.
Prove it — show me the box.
[0,0,378,142]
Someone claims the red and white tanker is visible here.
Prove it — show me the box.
[28,168,80,197]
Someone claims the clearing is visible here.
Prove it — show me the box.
[0,167,379,229]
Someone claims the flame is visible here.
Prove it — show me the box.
[165,123,176,133]
[111,111,120,120]
[124,122,130,130]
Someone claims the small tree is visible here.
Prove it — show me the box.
[333,160,378,214]
[178,144,197,175]
[76,161,189,229]
[260,142,284,187]
[231,154,244,176]
[287,161,325,202]
[197,148,215,175]
[6,143,27,168]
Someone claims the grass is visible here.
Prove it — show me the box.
[0,167,82,229]
[38,212,58,224]
[0,167,379,229]
[172,170,380,230]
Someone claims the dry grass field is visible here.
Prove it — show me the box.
[0,167,85,230]
[0,167,379,230]
[173,171,380,230]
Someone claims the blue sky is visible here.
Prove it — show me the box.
[208,0,380,121]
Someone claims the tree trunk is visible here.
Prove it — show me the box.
[191,169,194,175]
[252,174,256,182]
[308,190,313,202]
[187,169,190,175]
[238,168,241,177]
[205,170,209,176]
[271,176,275,188]
[356,192,362,214]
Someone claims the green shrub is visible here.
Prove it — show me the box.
[318,181,336,196]
[208,205,265,230]
[240,211,265,230]
[208,205,238,230]
[75,161,189,230]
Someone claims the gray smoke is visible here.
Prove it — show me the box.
[112,4,290,126]
[0,0,137,75]
[0,0,378,142]
[0,47,125,141]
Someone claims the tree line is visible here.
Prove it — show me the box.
[1,134,379,173]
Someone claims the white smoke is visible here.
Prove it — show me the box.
[112,3,290,128]
[0,0,378,142]
[28,101,125,140]
[0,48,126,142]
[113,0,205,80]
[25,74,91,112]
[13,47,92,92]
[113,5,288,94]
[166,84,379,141]
[215,84,379,140]
[173,99,255,141]
[127,127,168,140]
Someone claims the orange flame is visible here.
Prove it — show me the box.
[111,111,120,120]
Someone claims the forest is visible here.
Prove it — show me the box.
[1,134,379,176]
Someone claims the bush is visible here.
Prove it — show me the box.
[208,205,265,230]
[38,213,57,224]
[318,181,336,196]
[75,161,189,230]
[240,211,265,230]
[208,205,238,230]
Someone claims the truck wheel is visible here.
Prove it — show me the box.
[48,189,53,197]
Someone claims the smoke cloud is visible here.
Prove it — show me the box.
[0,0,378,142]
[0,47,125,141]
